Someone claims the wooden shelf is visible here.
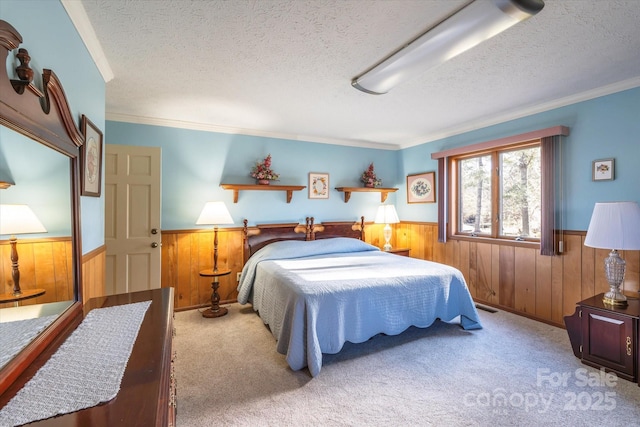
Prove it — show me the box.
[221,184,306,203]
[335,187,398,203]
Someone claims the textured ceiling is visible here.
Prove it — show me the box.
[74,0,640,149]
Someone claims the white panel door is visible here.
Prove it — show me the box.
[105,144,161,294]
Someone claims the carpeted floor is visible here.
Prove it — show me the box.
[174,303,640,426]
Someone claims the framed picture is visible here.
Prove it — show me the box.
[81,115,103,197]
[407,172,436,204]
[308,172,329,199]
[592,158,614,181]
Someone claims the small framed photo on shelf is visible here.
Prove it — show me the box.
[407,172,435,204]
[81,115,103,197]
[592,158,614,181]
[309,172,329,199]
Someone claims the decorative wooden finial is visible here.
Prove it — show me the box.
[16,48,33,82]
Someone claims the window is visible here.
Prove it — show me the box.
[454,142,541,241]
[432,126,569,254]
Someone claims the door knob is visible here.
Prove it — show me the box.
[151,228,159,234]
[151,242,159,248]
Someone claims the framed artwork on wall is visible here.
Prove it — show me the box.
[407,172,435,203]
[81,115,103,197]
[309,172,329,199]
[592,158,614,181]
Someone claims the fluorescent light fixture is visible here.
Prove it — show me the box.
[584,201,640,306]
[352,0,545,95]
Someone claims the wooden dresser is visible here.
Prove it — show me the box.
[0,287,176,426]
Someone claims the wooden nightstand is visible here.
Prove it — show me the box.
[386,248,410,257]
[565,293,640,384]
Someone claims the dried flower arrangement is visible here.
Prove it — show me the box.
[250,154,279,183]
[361,162,382,187]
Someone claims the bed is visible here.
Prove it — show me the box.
[237,217,482,376]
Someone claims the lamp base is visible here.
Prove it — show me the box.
[602,250,627,306]
[202,306,228,318]
[603,288,628,306]
[383,224,392,251]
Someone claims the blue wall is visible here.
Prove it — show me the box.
[398,87,640,231]
[5,0,637,246]
[0,128,70,238]
[2,0,106,253]
[105,122,399,230]
[108,86,640,233]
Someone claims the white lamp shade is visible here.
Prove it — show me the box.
[0,204,47,235]
[584,201,640,250]
[374,204,400,225]
[196,201,234,226]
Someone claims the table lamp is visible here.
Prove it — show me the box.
[0,204,47,295]
[374,204,400,251]
[196,201,234,272]
[584,201,640,306]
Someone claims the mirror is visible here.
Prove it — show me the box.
[0,127,75,370]
[0,20,83,395]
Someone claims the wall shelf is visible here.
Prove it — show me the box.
[220,184,306,203]
[335,187,398,203]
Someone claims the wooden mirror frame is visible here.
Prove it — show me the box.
[0,20,84,395]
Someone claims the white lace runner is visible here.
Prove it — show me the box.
[0,314,58,368]
[0,300,151,426]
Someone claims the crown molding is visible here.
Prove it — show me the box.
[61,0,114,83]
[105,113,400,151]
[401,77,640,149]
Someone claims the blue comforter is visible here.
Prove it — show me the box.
[237,237,482,376]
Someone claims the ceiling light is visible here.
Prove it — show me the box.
[352,0,545,95]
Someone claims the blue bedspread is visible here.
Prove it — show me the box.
[237,238,482,376]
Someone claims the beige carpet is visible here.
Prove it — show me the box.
[174,303,640,426]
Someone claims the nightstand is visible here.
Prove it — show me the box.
[565,293,640,384]
[386,248,410,257]
[199,268,231,318]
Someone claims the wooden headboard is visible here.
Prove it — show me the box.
[242,216,365,263]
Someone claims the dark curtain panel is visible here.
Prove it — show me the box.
[437,157,447,243]
[540,135,561,255]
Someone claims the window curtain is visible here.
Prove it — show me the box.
[432,126,569,248]
[540,135,562,256]
[437,157,447,243]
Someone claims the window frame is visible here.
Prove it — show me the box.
[431,126,569,254]
[450,139,541,243]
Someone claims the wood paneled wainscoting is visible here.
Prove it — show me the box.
[0,238,74,308]
[159,222,639,326]
[161,228,244,311]
[393,222,640,328]
[160,225,388,311]
[81,245,106,303]
[0,239,106,307]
